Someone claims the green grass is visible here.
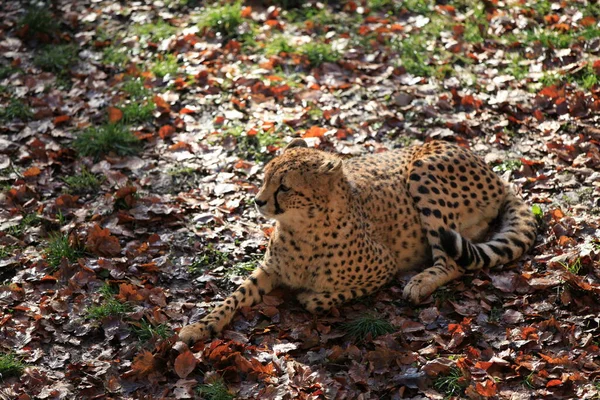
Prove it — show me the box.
[299,42,340,68]
[531,204,543,223]
[265,35,295,56]
[524,29,572,49]
[188,244,229,275]
[151,54,179,78]
[132,20,176,41]
[62,168,104,194]
[102,45,130,67]
[121,79,151,99]
[220,126,283,162]
[561,258,583,275]
[0,352,25,379]
[0,245,16,260]
[539,72,562,87]
[196,378,234,400]
[0,65,20,80]
[0,98,33,122]
[34,44,79,73]
[433,367,466,397]
[492,159,522,173]
[73,124,140,159]
[340,313,395,342]
[19,7,58,37]
[86,297,133,320]
[131,319,172,341]
[198,2,244,39]
[44,233,83,269]
[396,35,434,77]
[119,100,155,124]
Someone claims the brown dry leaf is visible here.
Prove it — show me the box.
[108,107,123,123]
[174,350,197,379]
[86,224,122,257]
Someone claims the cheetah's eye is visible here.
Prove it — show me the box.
[279,184,290,192]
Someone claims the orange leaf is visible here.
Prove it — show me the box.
[546,379,563,388]
[23,166,41,177]
[116,283,144,303]
[533,109,544,121]
[241,6,252,18]
[581,16,596,27]
[174,350,197,379]
[53,115,70,125]
[180,107,195,114]
[390,24,404,32]
[475,380,497,397]
[168,141,192,151]
[108,107,123,123]
[86,224,122,257]
[302,126,328,138]
[153,95,170,113]
[158,125,176,139]
[214,116,225,125]
[131,350,156,377]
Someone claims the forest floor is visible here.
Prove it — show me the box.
[1,0,600,399]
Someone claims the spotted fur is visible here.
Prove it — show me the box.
[178,139,537,344]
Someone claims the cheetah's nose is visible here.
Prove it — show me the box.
[255,198,267,207]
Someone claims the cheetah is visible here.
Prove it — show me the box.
[178,139,537,344]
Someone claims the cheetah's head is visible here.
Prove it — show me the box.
[255,138,343,224]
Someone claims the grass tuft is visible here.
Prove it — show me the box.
[132,20,176,41]
[151,54,179,78]
[132,319,172,341]
[121,79,151,99]
[196,378,234,400]
[19,7,58,37]
[119,101,155,124]
[265,35,295,56]
[63,168,104,194]
[0,98,33,123]
[34,44,79,73]
[433,367,466,397]
[86,297,133,320]
[73,124,140,159]
[0,352,25,379]
[102,45,130,67]
[5,214,40,237]
[198,2,243,38]
[341,313,395,342]
[299,42,340,68]
[44,233,83,269]
[188,244,229,275]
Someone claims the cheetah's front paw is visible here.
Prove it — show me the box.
[297,291,333,314]
[178,321,214,345]
[402,273,439,304]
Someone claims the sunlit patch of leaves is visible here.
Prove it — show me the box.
[433,366,467,397]
[86,284,133,320]
[299,42,340,68]
[18,7,58,37]
[131,319,172,341]
[34,44,79,73]
[151,54,179,78]
[0,98,33,123]
[531,204,543,224]
[196,378,234,400]
[132,20,176,41]
[44,233,83,269]
[62,168,104,194]
[198,1,244,39]
[0,352,25,379]
[492,159,522,173]
[5,213,40,237]
[73,123,141,159]
[341,313,395,342]
[119,100,155,124]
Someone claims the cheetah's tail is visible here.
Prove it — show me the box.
[439,188,537,270]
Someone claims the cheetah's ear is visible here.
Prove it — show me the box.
[285,138,308,151]
[318,157,342,175]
